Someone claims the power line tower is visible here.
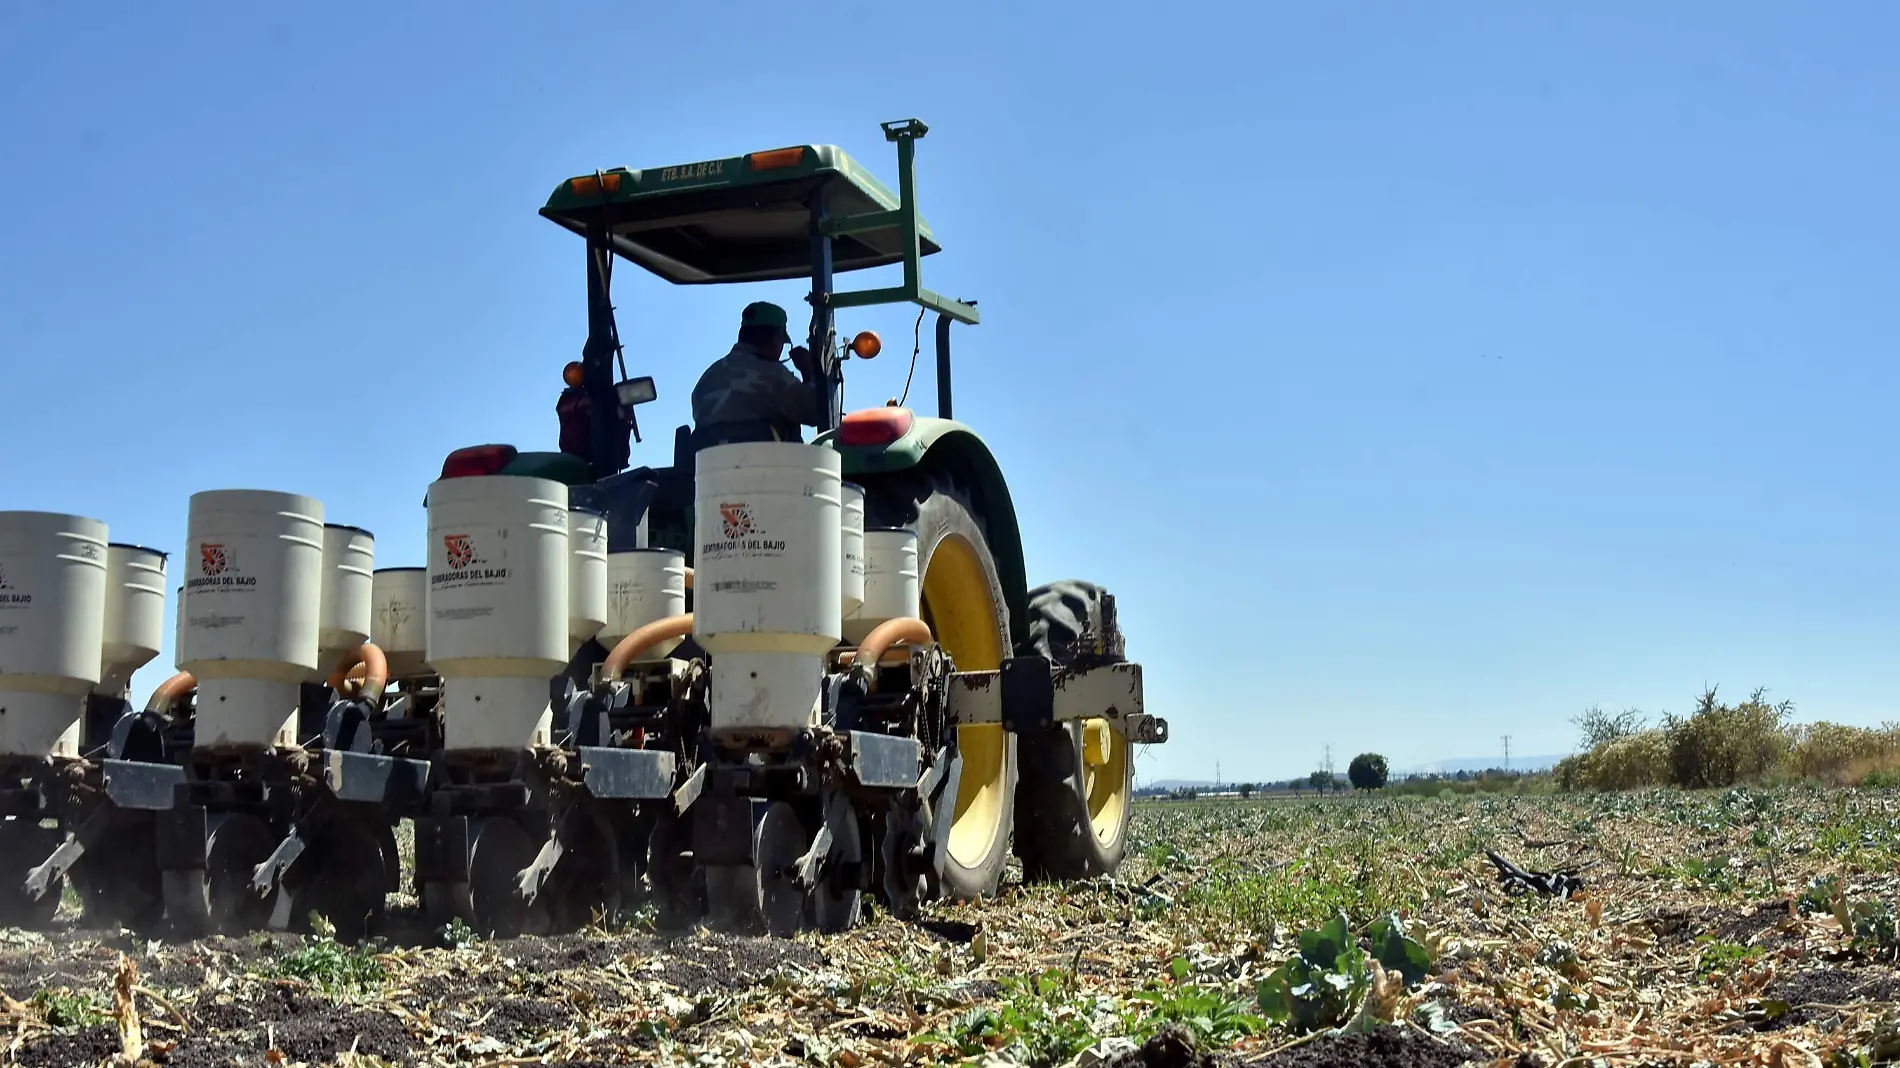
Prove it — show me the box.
[1322,745,1334,787]
[1502,734,1512,772]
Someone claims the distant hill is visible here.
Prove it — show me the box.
[1396,754,1566,776]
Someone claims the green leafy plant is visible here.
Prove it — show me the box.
[1535,939,1584,980]
[1256,914,1369,1033]
[439,916,480,950]
[915,969,1109,1067]
[1551,980,1600,1014]
[1840,898,1900,961]
[271,914,387,996]
[1365,913,1434,985]
[1667,855,1740,894]
[1800,874,1844,916]
[1125,983,1266,1047]
[30,987,107,1029]
[1253,908,1441,1036]
[1693,936,1762,981]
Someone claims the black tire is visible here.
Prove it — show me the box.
[862,469,1017,901]
[1013,581,1134,882]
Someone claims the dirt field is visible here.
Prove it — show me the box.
[5,789,1899,1066]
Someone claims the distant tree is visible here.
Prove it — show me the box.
[1239,783,1254,799]
[1573,704,1648,749]
[1348,753,1389,790]
[1454,769,1473,782]
[1307,769,1331,792]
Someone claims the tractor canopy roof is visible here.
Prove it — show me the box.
[540,144,942,285]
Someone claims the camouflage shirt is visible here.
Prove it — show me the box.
[690,343,819,430]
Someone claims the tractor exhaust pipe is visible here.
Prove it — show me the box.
[935,312,953,420]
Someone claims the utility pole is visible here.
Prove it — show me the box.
[1322,745,1334,790]
[1502,735,1512,772]
[1216,761,1222,789]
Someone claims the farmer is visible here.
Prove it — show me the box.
[689,301,828,450]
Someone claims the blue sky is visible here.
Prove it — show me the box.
[3,2,1897,784]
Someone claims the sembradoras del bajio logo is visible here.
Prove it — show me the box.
[444,534,477,570]
[188,542,253,589]
[432,532,505,587]
[719,502,755,539]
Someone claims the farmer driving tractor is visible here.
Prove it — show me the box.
[689,301,828,450]
[555,301,827,468]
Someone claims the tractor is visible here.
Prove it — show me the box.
[500,117,1165,916]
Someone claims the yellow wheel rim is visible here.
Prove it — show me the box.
[920,533,1009,871]
[1081,719,1130,846]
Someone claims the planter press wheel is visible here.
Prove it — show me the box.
[756,801,808,937]
[644,807,702,930]
[464,815,548,937]
[704,863,762,935]
[73,824,166,933]
[810,790,863,933]
[162,812,278,938]
[291,819,392,942]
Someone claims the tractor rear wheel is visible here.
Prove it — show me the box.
[1013,581,1135,881]
[862,471,1016,901]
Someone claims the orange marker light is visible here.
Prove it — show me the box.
[746,147,807,171]
[849,330,882,359]
[567,172,622,196]
[563,361,584,387]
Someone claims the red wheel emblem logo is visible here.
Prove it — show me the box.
[444,535,476,569]
[719,503,754,539]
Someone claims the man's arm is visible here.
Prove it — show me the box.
[778,349,824,427]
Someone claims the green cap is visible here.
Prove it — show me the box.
[741,301,790,331]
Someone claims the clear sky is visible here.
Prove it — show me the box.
[4,2,1897,785]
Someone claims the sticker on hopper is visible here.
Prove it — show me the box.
[609,582,638,617]
[185,542,257,591]
[0,563,26,608]
[431,533,509,589]
[376,601,413,632]
[700,501,786,563]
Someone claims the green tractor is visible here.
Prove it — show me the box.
[439,118,1164,918]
